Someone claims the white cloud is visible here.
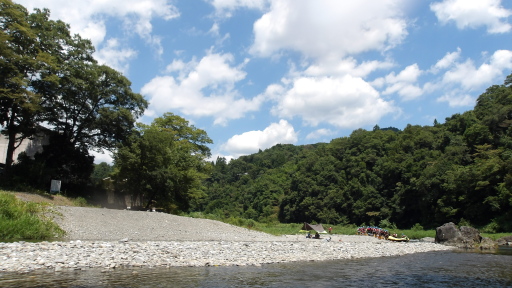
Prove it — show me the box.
[250,0,408,60]
[208,0,269,17]
[304,58,395,78]
[208,22,221,36]
[373,49,512,104]
[79,21,108,47]
[91,150,113,165]
[220,120,298,157]
[271,75,397,129]
[431,0,512,33]
[142,52,263,125]
[380,64,424,100]
[417,48,512,106]
[385,64,422,83]
[437,91,476,107]
[441,49,512,90]
[16,0,179,47]
[94,39,137,74]
[306,128,335,140]
[430,48,461,73]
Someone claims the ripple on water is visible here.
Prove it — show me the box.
[1,249,511,288]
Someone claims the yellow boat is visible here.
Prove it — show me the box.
[388,235,410,242]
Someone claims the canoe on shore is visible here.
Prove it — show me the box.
[388,236,410,242]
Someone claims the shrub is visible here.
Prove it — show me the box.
[458,218,472,227]
[378,219,397,229]
[411,223,424,231]
[246,219,256,229]
[72,197,88,207]
[0,191,65,241]
[481,221,499,233]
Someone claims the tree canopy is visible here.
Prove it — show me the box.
[1,0,147,190]
[113,113,212,212]
[199,75,512,232]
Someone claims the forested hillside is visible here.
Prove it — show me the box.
[198,76,512,232]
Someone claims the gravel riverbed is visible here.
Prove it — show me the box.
[0,207,454,272]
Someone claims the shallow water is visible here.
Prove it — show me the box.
[1,248,511,287]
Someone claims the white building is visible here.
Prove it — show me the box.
[0,132,49,165]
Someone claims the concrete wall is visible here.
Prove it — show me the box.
[0,132,49,165]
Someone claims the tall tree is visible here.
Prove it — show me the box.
[42,62,147,152]
[114,113,212,212]
[0,0,47,171]
[1,1,147,188]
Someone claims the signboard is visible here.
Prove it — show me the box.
[50,180,61,194]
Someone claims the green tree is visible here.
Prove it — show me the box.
[1,1,147,190]
[42,62,147,152]
[91,162,113,185]
[114,113,212,212]
[0,0,50,171]
[474,81,512,148]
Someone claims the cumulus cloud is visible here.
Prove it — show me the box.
[430,48,462,73]
[250,0,408,60]
[378,64,424,100]
[306,128,335,140]
[437,91,476,107]
[208,0,269,17]
[16,0,179,66]
[304,58,395,78]
[94,39,137,74]
[141,52,263,125]
[418,48,512,107]
[271,75,397,128]
[441,49,512,90]
[431,0,512,33]
[372,49,512,105]
[220,120,298,157]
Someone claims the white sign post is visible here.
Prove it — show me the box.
[50,180,61,194]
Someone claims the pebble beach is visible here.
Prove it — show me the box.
[0,207,454,272]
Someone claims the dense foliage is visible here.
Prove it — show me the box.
[0,0,147,191]
[113,113,212,212]
[2,2,511,232]
[199,77,512,232]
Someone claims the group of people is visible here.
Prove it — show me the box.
[304,226,333,240]
[357,226,390,239]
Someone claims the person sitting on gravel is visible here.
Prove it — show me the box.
[314,232,320,239]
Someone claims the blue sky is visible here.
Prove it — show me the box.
[15,0,512,163]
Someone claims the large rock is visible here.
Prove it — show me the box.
[435,222,497,249]
[435,222,461,243]
[480,237,499,250]
[496,235,512,246]
[459,225,481,244]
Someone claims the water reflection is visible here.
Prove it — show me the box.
[1,249,511,287]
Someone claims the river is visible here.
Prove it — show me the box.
[1,247,511,287]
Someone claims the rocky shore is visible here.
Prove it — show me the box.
[0,207,454,272]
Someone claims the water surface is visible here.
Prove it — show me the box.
[1,248,511,287]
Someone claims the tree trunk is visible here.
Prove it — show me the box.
[4,108,18,173]
[144,191,157,211]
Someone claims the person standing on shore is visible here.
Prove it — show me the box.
[328,227,332,234]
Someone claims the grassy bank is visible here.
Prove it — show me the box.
[184,213,512,241]
[0,191,65,241]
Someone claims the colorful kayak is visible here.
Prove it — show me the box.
[388,236,410,242]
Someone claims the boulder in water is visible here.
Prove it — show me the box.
[435,222,461,243]
[435,222,497,249]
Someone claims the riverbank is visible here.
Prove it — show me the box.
[0,206,454,272]
[0,238,453,272]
